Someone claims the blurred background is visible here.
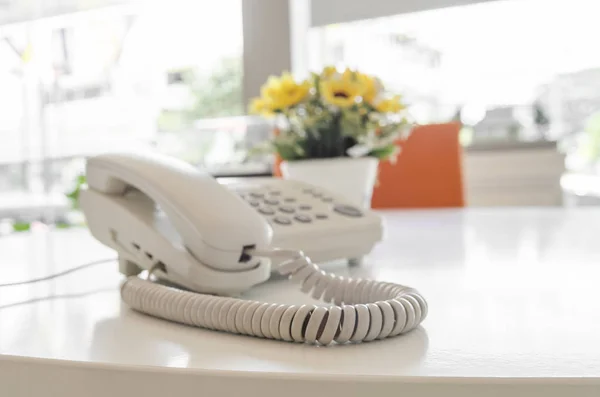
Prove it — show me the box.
[1,0,600,233]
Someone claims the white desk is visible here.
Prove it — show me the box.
[1,208,599,396]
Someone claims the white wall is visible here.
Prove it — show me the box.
[310,0,500,27]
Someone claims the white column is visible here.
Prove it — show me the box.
[289,0,312,79]
[242,0,292,104]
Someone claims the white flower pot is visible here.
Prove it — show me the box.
[280,157,379,208]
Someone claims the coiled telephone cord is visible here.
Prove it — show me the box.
[120,248,427,345]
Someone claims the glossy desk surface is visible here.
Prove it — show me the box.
[1,208,599,397]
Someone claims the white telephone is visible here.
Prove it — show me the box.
[80,150,427,345]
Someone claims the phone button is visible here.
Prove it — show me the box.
[279,206,295,213]
[294,214,312,223]
[264,198,280,205]
[250,192,265,198]
[333,204,363,217]
[273,216,292,225]
[284,197,296,203]
[258,207,276,215]
[299,204,312,210]
[315,213,328,219]
[248,200,260,207]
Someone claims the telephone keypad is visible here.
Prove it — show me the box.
[235,182,367,227]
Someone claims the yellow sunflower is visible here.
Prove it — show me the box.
[321,66,338,79]
[356,73,379,104]
[340,69,379,104]
[248,97,274,117]
[374,95,405,113]
[320,78,362,108]
[260,76,282,100]
[260,72,310,111]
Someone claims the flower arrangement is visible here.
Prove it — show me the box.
[249,66,411,162]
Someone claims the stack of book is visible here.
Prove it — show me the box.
[463,141,565,206]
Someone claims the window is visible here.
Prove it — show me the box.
[0,1,272,227]
[308,0,600,157]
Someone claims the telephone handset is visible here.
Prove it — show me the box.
[81,150,427,344]
[81,150,273,294]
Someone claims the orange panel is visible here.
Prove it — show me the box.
[371,123,464,208]
[273,155,283,178]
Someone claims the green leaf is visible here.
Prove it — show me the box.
[368,144,397,160]
[12,222,31,232]
[65,174,86,210]
[273,141,302,161]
